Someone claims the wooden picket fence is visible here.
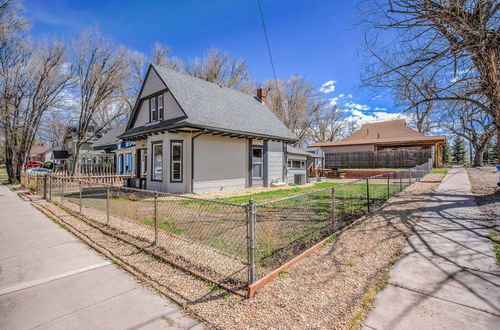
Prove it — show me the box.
[20,173,134,192]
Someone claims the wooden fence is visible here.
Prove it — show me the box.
[20,173,133,192]
[325,149,432,168]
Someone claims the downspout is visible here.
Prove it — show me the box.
[191,130,206,193]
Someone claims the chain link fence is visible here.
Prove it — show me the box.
[21,160,432,295]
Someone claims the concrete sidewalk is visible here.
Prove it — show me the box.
[364,168,500,330]
[0,184,203,330]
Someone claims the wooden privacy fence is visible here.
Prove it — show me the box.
[325,149,432,168]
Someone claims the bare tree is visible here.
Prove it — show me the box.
[69,27,128,174]
[38,110,69,147]
[309,105,346,142]
[151,41,183,70]
[443,102,496,166]
[0,39,71,182]
[362,0,500,162]
[264,76,324,143]
[185,48,254,92]
[394,74,441,134]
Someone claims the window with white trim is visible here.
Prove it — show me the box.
[170,141,183,182]
[252,147,263,179]
[149,94,164,122]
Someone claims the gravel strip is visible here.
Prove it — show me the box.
[19,173,441,329]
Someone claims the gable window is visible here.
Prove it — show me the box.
[170,141,183,182]
[151,142,163,181]
[149,94,164,122]
[252,147,263,179]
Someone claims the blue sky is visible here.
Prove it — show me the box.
[23,0,402,124]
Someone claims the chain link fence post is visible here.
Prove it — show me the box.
[366,177,371,213]
[399,172,403,191]
[61,178,64,205]
[154,191,158,245]
[79,181,82,214]
[331,186,336,227]
[106,185,110,225]
[387,173,390,199]
[247,198,256,285]
[409,169,412,185]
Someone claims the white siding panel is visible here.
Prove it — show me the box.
[193,178,245,193]
[268,151,283,182]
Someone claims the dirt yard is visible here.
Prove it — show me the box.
[467,167,500,230]
[16,171,443,329]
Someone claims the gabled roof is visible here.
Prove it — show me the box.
[287,145,311,157]
[92,126,126,148]
[310,120,445,147]
[122,65,296,142]
[52,150,71,160]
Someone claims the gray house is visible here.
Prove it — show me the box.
[120,64,298,193]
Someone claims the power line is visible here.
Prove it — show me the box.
[257,0,282,104]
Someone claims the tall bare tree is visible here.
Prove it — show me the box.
[0,39,71,182]
[185,48,254,93]
[264,76,324,143]
[69,27,128,174]
[443,102,496,166]
[362,0,500,163]
[309,105,346,143]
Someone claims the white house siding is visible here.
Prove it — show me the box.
[268,141,283,183]
[286,153,308,184]
[193,135,247,193]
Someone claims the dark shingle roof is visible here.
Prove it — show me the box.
[287,146,311,157]
[123,65,296,141]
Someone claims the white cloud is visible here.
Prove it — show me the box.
[374,106,387,111]
[344,102,370,111]
[320,80,337,93]
[345,110,405,125]
[330,97,339,106]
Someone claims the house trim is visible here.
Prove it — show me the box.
[150,140,163,182]
[169,139,183,183]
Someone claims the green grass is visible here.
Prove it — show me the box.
[142,217,183,236]
[489,229,500,265]
[431,167,450,174]
[216,182,399,205]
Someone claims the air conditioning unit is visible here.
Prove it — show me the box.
[294,174,306,185]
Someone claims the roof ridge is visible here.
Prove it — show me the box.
[152,64,258,102]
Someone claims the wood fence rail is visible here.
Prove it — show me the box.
[325,149,432,168]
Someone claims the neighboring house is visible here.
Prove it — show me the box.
[310,120,446,168]
[305,147,325,168]
[120,64,297,193]
[286,146,309,184]
[91,126,135,175]
[45,150,71,168]
[28,145,54,163]
[60,126,100,170]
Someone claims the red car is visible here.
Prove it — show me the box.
[25,161,44,169]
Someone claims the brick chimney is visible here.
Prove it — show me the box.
[257,88,267,104]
